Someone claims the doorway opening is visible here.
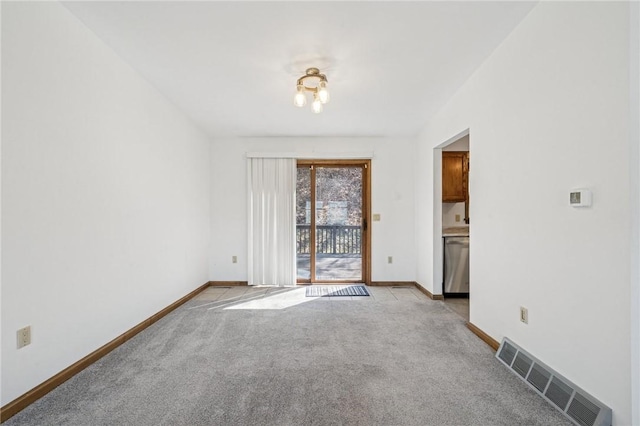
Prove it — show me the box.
[436,131,470,321]
[296,160,371,284]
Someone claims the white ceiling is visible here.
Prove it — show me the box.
[62,1,537,139]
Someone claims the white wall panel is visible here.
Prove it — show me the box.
[1,2,210,405]
[210,137,416,283]
[416,3,635,423]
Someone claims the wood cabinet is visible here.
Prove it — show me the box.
[442,151,468,203]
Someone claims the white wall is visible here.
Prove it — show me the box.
[1,2,210,405]
[416,2,635,424]
[630,2,640,422]
[442,203,465,227]
[0,1,5,405]
[210,137,416,283]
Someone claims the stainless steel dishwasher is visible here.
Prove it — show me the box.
[443,236,469,295]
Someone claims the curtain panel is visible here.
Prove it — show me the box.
[247,158,296,286]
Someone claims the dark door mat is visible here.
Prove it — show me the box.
[305,285,370,297]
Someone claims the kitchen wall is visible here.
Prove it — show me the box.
[442,136,469,227]
[442,203,465,227]
[1,2,211,405]
[416,2,635,423]
[209,137,416,283]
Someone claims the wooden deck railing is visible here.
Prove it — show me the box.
[296,225,361,255]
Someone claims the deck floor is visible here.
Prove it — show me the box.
[296,255,362,281]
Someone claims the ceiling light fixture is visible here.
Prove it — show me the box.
[294,68,330,113]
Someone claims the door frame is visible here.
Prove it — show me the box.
[297,159,371,285]
[434,129,470,297]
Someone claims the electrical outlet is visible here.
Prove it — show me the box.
[232,256,237,264]
[372,214,381,221]
[520,307,528,324]
[455,214,461,222]
[17,326,31,349]
[388,256,393,264]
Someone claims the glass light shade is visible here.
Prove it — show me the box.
[293,85,307,107]
[311,94,323,114]
[317,81,330,104]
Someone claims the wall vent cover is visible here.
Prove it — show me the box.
[496,337,611,426]
[512,352,533,378]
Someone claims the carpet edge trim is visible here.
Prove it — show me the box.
[466,322,500,351]
[0,281,211,423]
[370,281,444,300]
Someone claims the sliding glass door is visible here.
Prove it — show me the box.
[296,160,370,284]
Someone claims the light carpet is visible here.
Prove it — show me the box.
[4,286,572,426]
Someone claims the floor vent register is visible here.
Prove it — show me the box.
[496,337,612,426]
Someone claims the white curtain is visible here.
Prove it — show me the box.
[247,158,296,286]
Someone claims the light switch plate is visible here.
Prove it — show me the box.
[372,214,381,221]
